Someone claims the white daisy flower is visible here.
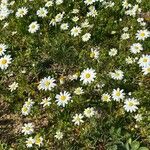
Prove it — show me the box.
[22,123,34,135]
[21,105,31,116]
[124,98,139,113]
[54,131,63,140]
[134,114,142,121]
[101,93,111,102]
[80,68,96,84]
[90,48,99,59]
[122,27,129,32]
[81,19,90,28]
[56,0,63,5]
[16,7,28,18]
[55,12,64,22]
[125,56,134,64]
[121,33,130,40]
[24,98,35,107]
[40,97,51,107]
[136,29,150,41]
[84,0,95,5]
[138,55,150,68]
[109,48,117,56]
[71,26,82,37]
[38,76,56,91]
[74,87,84,95]
[0,43,7,56]
[37,7,48,18]
[9,82,18,92]
[84,107,95,118]
[72,9,79,14]
[45,1,53,7]
[82,33,91,42]
[72,114,84,125]
[60,23,69,30]
[0,55,12,70]
[130,43,143,54]
[28,21,40,33]
[142,66,150,75]
[72,16,79,22]
[112,88,125,101]
[110,70,124,80]
[34,136,43,147]
[26,137,35,148]
[55,91,71,107]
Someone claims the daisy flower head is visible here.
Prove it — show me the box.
[22,123,34,135]
[60,23,69,30]
[84,0,96,5]
[9,82,18,92]
[130,43,143,54]
[54,131,63,140]
[40,97,51,107]
[82,33,91,42]
[37,7,48,18]
[0,43,7,56]
[80,68,96,84]
[121,33,130,40]
[112,88,125,101]
[134,114,142,121]
[21,105,31,116]
[109,48,117,56]
[110,70,124,80]
[0,55,12,70]
[56,0,63,5]
[38,76,56,91]
[136,29,150,41]
[71,26,82,37]
[72,16,79,22]
[28,21,40,33]
[138,54,150,68]
[101,93,111,102]
[90,48,99,59]
[84,107,95,118]
[34,136,43,147]
[24,98,35,107]
[74,87,84,95]
[45,1,53,7]
[55,12,64,22]
[142,66,150,75]
[55,91,71,107]
[26,137,35,148]
[16,7,28,18]
[72,113,84,125]
[124,98,139,113]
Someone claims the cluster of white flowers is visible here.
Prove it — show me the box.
[26,135,43,148]
[21,98,34,116]
[72,107,95,125]
[0,44,12,70]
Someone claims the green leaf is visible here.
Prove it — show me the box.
[131,141,140,150]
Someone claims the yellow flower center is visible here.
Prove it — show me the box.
[90,52,95,58]
[85,73,91,78]
[140,33,145,37]
[45,81,50,86]
[1,59,7,64]
[116,91,120,96]
[128,102,134,106]
[143,58,148,62]
[103,96,108,101]
[31,25,35,29]
[60,95,66,101]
